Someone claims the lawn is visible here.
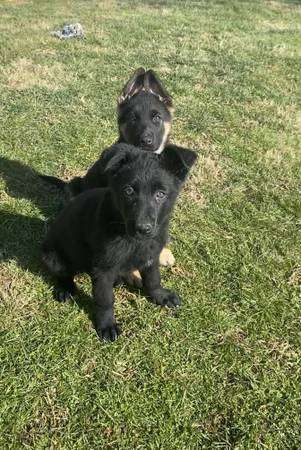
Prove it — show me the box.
[0,0,301,448]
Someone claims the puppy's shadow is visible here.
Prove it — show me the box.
[0,156,63,218]
[0,210,47,275]
[0,159,122,329]
[72,289,95,327]
[0,210,97,325]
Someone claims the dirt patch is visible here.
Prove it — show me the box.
[4,58,73,91]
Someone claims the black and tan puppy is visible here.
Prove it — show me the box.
[42,67,174,197]
[42,143,197,342]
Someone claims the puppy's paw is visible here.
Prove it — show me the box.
[159,248,175,267]
[55,288,73,303]
[55,279,76,303]
[97,324,121,342]
[149,288,181,308]
[123,270,143,289]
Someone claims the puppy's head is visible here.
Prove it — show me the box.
[117,68,173,154]
[105,144,197,238]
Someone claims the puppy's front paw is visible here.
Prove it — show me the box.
[55,288,73,303]
[97,324,121,342]
[149,288,181,308]
[159,248,175,267]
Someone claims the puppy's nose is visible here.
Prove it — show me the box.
[136,223,152,235]
[140,133,153,146]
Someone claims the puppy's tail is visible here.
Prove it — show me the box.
[39,174,83,197]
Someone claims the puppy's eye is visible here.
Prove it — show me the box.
[155,190,166,201]
[124,186,134,196]
[152,113,162,124]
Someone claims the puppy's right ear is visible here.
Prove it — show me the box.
[104,144,138,175]
[144,70,173,108]
[117,67,146,105]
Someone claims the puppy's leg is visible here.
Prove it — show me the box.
[42,249,76,302]
[125,247,175,288]
[123,270,143,288]
[141,262,181,308]
[92,272,120,342]
[159,247,175,267]
[55,276,76,302]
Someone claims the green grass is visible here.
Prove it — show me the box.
[1,0,301,448]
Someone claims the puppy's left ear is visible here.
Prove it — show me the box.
[144,70,173,108]
[160,144,197,183]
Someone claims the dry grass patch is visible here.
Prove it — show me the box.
[263,146,298,166]
[4,58,73,91]
[257,19,300,32]
[4,0,29,5]
[27,19,53,33]
[288,266,301,286]
[272,43,301,58]
[248,100,297,125]
[59,166,86,181]
[0,264,37,306]
[184,153,224,206]
[295,111,301,134]
[265,0,300,12]
[262,338,298,362]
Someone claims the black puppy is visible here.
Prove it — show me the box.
[41,67,174,198]
[42,143,197,342]
[41,68,178,271]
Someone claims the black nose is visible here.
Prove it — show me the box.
[136,223,152,235]
[140,133,153,146]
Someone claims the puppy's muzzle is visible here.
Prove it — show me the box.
[140,131,154,149]
[135,222,153,236]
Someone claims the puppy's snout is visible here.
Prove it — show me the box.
[140,132,153,147]
[136,222,152,236]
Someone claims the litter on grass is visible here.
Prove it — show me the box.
[51,23,84,39]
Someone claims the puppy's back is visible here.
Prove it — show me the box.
[43,188,108,272]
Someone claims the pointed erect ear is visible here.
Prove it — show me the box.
[160,144,197,183]
[117,67,146,105]
[104,144,139,175]
[144,70,173,107]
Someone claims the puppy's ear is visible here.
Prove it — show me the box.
[160,144,197,183]
[118,67,146,105]
[144,70,173,108]
[104,144,138,175]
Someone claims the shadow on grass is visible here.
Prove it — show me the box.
[0,156,64,218]
[0,157,99,328]
[0,209,99,328]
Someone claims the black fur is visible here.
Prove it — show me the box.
[40,68,174,197]
[42,143,197,342]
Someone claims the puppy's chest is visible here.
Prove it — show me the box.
[128,240,159,269]
[115,238,161,271]
[94,235,163,272]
